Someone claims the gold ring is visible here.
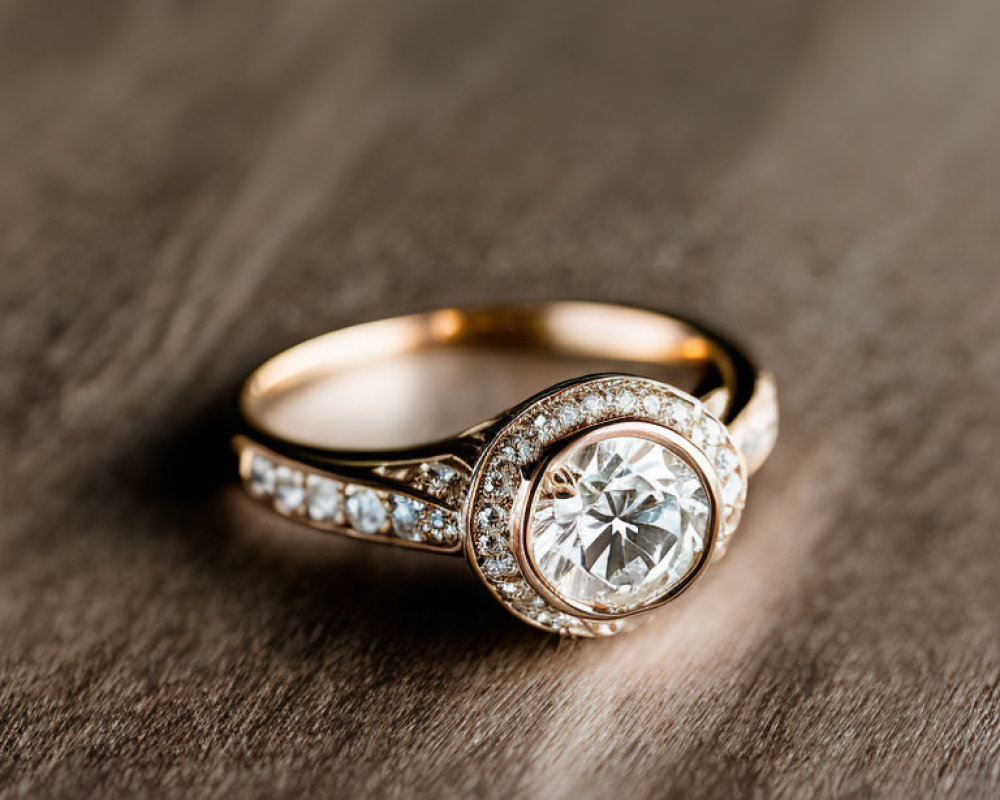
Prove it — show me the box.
[234,302,778,637]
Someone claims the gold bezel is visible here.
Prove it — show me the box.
[509,421,722,621]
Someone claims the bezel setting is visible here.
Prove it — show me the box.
[513,421,722,620]
[464,375,748,637]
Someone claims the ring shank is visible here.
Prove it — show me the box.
[238,303,776,491]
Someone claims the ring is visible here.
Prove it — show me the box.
[234,302,778,637]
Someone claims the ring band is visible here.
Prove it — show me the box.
[234,302,778,637]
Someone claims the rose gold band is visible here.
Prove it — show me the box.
[234,303,777,556]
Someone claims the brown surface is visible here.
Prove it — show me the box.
[2,1,1000,797]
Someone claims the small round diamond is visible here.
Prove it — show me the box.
[693,416,726,449]
[482,554,517,580]
[506,436,537,464]
[442,521,459,544]
[532,609,554,626]
[346,488,387,533]
[274,465,305,512]
[513,598,552,620]
[476,504,507,532]
[582,393,606,418]
[665,398,694,430]
[248,453,276,496]
[557,402,581,429]
[423,508,453,543]
[616,389,637,413]
[497,580,532,600]
[532,412,560,445]
[391,495,425,540]
[421,463,458,498]
[642,394,661,415]
[713,447,739,476]
[476,531,508,555]
[484,463,520,499]
[305,475,343,521]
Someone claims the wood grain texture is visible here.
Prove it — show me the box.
[2,1,999,797]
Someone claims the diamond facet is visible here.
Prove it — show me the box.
[528,433,711,613]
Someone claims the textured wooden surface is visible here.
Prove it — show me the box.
[2,1,1000,797]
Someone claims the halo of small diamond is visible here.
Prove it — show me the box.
[464,375,747,637]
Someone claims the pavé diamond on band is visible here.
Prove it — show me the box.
[234,303,778,637]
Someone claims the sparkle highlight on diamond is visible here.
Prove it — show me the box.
[527,434,711,613]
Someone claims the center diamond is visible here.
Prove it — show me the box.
[527,432,711,613]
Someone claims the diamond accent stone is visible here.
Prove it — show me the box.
[346,488,387,533]
[665,398,694,430]
[248,454,276,496]
[528,434,710,612]
[484,463,519,499]
[497,581,532,600]
[423,508,456,543]
[420,463,458,499]
[582,393,606,418]
[274,465,305,512]
[693,416,726,449]
[532,412,561,446]
[713,447,739,476]
[502,437,537,465]
[305,475,343,521]
[482,554,517,580]
[476,504,507,532]
[557,402,581,429]
[476,531,508,555]
[391,495,424,540]
[615,389,637,413]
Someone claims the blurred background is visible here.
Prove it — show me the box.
[1,1,998,798]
